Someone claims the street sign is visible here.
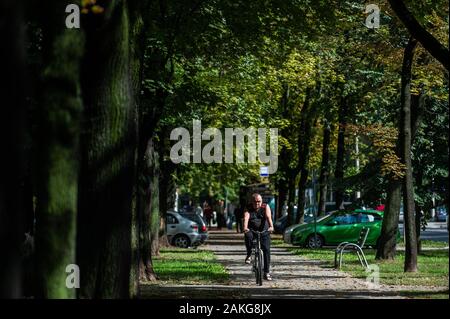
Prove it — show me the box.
[260,166,269,177]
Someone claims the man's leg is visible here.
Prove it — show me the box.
[261,234,271,274]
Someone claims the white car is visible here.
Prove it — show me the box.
[166,211,202,248]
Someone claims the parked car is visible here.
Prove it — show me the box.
[275,206,333,234]
[283,214,330,245]
[284,209,399,248]
[274,212,316,234]
[166,211,202,248]
[179,212,209,244]
[435,206,448,222]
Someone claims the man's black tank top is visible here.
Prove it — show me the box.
[248,204,268,232]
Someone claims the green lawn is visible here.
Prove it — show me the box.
[152,248,229,284]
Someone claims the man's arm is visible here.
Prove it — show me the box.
[243,210,250,232]
[265,205,274,232]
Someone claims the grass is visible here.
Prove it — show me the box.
[152,248,229,285]
[273,239,449,290]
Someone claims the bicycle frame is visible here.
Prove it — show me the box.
[251,230,268,286]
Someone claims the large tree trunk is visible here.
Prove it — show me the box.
[33,0,84,298]
[138,136,160,282]
[159,137,177,245]
[411,93,425,255]
[387,0,449,70]
[0,0,28,298]
[376,180,402,260]
[318,122,332,216]
[276,84,290,219]
[401,38,418,272]
[296,88,313,224]
[77,0,138,298]
[334,96,348,209]
[376,86,424,261]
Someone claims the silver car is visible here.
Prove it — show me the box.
[283,224,299,244]
[166,211,202,248]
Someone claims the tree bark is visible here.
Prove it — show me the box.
[0,0,28,298]
[411,93,425,255]
[376,179,402,260]
[287,173,297,226]
[33,0,84,298]
[78,0,138,298]
[334,96,348,209]
[376,87,424,260]
[318,122,332,216]
[138,136,160,282]
[400,37,418,272]
[159,137,177,244]
[296,88,315,224]
[276,84,290,219]
[387,0,449,70]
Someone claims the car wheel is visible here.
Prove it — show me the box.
[173,234,190,248]
[305,234,324,248]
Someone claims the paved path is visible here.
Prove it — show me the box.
[141,230,447,299]
[200,230,405,299]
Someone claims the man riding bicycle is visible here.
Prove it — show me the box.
[243,193,274,281]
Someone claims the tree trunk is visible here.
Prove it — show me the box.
[286,171,298,226]
[0,0,28,298]
[334,96,348,209]
[276,83,290,219]
[77,0,138,298]
[150,141,161,256]
[138,136,159,282]
[296,88,314,224]
[376,85,424,261]
[412,93,425,255]
[401,37,418,272]
[33,0,84,299]
[376,180,402,260]
[318,122,332,216]
[159,137,177,244]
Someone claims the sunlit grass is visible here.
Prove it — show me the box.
[152,248,229,284]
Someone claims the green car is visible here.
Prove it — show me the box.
[285,209,393,248]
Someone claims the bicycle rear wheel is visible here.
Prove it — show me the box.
[255,249,263,286]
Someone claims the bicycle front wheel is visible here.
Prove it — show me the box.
[255,249,263,286]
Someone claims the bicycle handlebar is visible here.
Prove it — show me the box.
[249,229,271,235]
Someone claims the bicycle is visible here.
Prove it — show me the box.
[249,229,269,286]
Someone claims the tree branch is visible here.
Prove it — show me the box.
[388,0,449,70]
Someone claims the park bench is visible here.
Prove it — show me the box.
[334,227,370,269]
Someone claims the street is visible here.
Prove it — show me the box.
[399,222,449,243]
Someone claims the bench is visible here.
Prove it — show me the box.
[334,227,370,269]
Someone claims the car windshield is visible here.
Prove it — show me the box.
[180,213,204,225]
[307,214,330,223]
